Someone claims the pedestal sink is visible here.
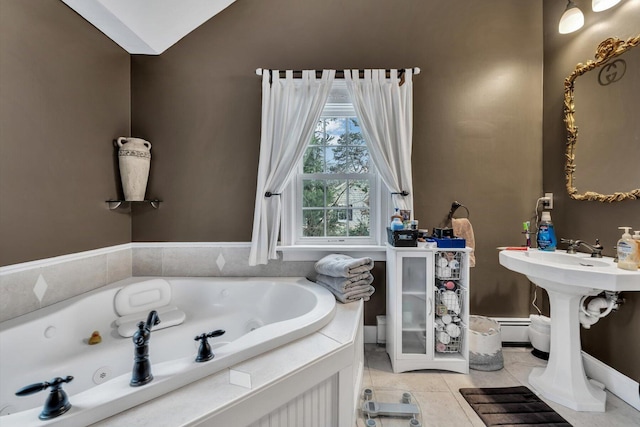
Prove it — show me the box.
[499,249,640,412]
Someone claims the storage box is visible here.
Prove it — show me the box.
[387,227,418,247]
[431,236,466,248]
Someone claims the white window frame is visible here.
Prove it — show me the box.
[280,82,389,248]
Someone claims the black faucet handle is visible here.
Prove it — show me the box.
[16,376,74,420]
[16,376,74,396]
[207,329,226,339]
[194,330,226,363]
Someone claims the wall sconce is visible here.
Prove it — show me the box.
[592,0,621,12]
[559,0,585,34]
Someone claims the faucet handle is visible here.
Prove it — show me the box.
[194,329,226,363]
[16,376,73,420]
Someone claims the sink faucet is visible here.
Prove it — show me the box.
[130,310,161,387]
[561,238,604,258]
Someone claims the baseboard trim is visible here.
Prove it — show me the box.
[493,317,531,343]
[364,325,378,344]
[582,351,640,411]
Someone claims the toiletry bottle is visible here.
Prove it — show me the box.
[633,231,640,265]
[390,208,404,230]
[537,211,556,251]
[617,227,638,270]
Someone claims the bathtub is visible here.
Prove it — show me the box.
[0,277,336,427]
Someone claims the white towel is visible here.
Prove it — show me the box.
[314,272,374,294]
[316,281,375,303]
[314,254,374,278]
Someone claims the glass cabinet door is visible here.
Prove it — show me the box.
[400,256,428,355]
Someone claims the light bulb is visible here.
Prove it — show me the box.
[559,1,585,34]
[592,0,622,12]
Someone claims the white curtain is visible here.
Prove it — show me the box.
[344,69,414,214]
[249,69,336,266]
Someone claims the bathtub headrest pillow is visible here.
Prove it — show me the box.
[115,305,186,337]
[115,279,173,316]
[114,279,185,337]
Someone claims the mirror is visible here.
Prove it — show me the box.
[563,35,640,202]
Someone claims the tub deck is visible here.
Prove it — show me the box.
[92,299,363,427]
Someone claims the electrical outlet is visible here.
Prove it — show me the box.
[543,192,553,210]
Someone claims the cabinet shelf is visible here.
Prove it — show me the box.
[106,199,161,210]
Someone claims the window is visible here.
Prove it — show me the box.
[282,83,386,246]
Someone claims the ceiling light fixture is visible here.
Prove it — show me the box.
[592,0,622,12]
[559,0,585,34]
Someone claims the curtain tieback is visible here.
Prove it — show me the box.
[391,190,410,196]
[264,191,281,197]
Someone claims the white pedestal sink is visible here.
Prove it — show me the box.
[499,249,640,412]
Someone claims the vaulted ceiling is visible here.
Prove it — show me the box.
[61,0,236,55]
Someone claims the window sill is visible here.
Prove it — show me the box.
[277,245,387,262]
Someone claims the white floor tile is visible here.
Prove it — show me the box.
[356,345,640,427]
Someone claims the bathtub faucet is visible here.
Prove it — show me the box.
[130,310,161,387]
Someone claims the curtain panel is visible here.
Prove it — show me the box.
[344,69,414,214]
[249,70,336,266]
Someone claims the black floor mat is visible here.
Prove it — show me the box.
[459,386,572,426]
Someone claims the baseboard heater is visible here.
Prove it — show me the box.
[492,317,531,344]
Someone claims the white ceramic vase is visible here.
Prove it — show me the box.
[117,137,151,201]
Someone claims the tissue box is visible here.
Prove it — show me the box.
[387,227,418,247]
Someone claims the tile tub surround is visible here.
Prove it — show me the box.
[0,243,316,322]
[357,345,640,427]
[90,300,363,427]
[0,245,132,322]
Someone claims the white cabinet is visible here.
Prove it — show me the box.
[386,245,470,374]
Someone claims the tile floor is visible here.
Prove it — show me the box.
[356,344,640,427]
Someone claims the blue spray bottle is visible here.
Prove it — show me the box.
[537,211,557,251]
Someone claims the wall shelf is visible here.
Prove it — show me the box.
[106,199,161,210]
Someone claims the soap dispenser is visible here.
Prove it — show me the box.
[616,227,638,270]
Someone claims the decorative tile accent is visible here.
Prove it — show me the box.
[229,369,252,389]
[33,274,48,302]
[216,253,226,272]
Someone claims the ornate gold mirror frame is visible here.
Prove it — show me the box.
[563,35,640,202]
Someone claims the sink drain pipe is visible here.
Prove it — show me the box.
[579,291,622,329]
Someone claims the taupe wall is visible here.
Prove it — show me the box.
[542,0,640,381]
[0,0,131,266]
[131,0,543,323]
[1,0,637,385]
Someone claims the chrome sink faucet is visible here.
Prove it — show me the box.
[130,310,161,387]
[561,238,604,258]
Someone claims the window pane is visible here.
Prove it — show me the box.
[349,209,370,236]
[327,209,347,236]
[326,179,347,207]
[303,147,324,173]
[348,179,370,208]
[302,179,325,207]
[326,146,347,173]
[347,118,365,145]
[324,118,345,146]
[302,209,325,237]
[345,146,370,173]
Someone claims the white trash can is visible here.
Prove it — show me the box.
[468,315,504,371]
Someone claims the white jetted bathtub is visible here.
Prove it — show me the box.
[0,277,336,427]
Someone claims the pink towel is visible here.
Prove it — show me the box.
[452,218,475,267]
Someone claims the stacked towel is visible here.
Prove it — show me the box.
[314,253,374,277]
[312,254,375,303]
